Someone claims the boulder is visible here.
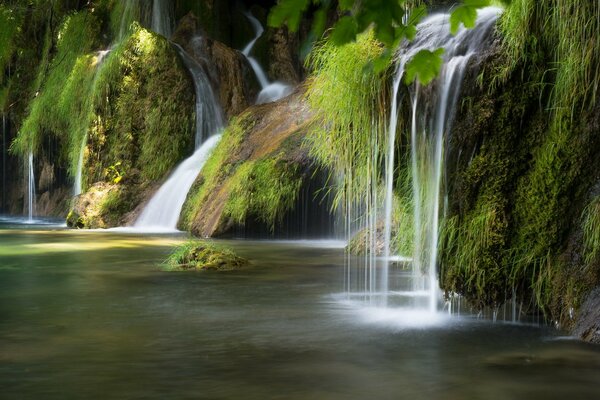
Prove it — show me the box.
[179,88,336,238]
[164,240,250,271]
[573,287,600,344]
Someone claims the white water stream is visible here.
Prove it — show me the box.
[134,43,224,230]
[242,12,292,104]
[348,7,501,314]
[27,151,35,222]
[134,134,221,231]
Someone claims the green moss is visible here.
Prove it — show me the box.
[224,158,303,231]
[582,196,600,267]
[89,25,194,184]
[11,10,101,155]
[179,114,250,229]
[304,31,390,209]
[0,5,21,110]
[164,240,250,271]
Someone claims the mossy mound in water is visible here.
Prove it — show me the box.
[165,241,250,271]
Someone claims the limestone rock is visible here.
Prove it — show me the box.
[180,88,336,238]
[573,287,600,344]
[165,241,250,271]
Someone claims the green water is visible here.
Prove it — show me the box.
[0,222,599,399]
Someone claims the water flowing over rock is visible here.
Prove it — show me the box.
[134,135,222,231]
[172,12,258,118]
[241,12,293,104]
[349,7,501,311]
[183,89,337,239]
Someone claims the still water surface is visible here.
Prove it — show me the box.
[1,222,599,399]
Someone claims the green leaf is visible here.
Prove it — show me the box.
[404,48,445,85]
[449,0,490,35]
[372,51,392,74]
[267,0,310,32]
[339,0,354,10]
[311,8,328,40]
[330,16,359,46]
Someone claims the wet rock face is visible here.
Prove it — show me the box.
[181,88,337,239]
[172,12,258,118]
[573,287,600,344]
[267,26,301,84]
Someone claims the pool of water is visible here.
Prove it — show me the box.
[1,223,599,399]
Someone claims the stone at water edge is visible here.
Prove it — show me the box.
[165,241,250,271]
[572,287,600,344]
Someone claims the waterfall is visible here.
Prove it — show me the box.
[134,134,221,231]
[151,0,173,38]
[379,7,500,311]
[73,136,86,196]
[118,0,140,41]
[241,12,292,104]
[134,43,224,230]
[174,44,224,148]
[73,49,112,197]
[27,151,35,222]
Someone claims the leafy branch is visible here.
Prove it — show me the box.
[268,0,493,85]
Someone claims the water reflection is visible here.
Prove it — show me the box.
[0,227,598,399]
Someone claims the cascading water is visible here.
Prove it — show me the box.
[151,0,173,38]
[134,134,221,231]
[241,12,292,104]
[380,7,501,312]
[73,50,112,197]
[341,7,501,317]
[26,151,35,222]
[174,44,224,148]
[134,44,224,230]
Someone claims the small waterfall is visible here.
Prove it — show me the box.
[134,134,221,231]
[118,0,140,41]
[241,12,292,104]
[381,7,501,312]
[134,43,224,230]
[27,151,35,222]
[347,7,500,315]
[151,0,173,38]
[174,44,224,147]
[73,49,112,197]
[73,136,86,196]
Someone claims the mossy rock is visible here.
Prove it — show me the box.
[164,240,250,271]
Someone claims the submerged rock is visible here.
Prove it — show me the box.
[573,287,600,344]
[164,241,250,271]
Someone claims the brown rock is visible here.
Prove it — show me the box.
[187,88,314,238]
[172,12,258,118]
[572,287,600,344]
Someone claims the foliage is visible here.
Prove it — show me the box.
[582,196,600,266]
[180,111,307,234]
[179,115,249,229]
[164,240,249,271]
[0,4,21,109]
[269,0,492,82]
[11,11,101,155]
[90,25,194,182]
[224,158,303,231]
[304,31,388,210]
